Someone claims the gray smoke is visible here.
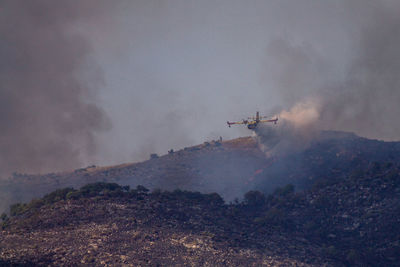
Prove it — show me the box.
[254,121,317,158]
[2,0,400,178]
[320,1,400,140]
[94,0,400,168]
[0,1,111,176]
[263,0,400,141]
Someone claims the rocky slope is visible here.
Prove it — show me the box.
[0,137,266,213]
[1,159,399,266]
[1,131,400,266]
[2,131,400,213]
[0,184,335,266]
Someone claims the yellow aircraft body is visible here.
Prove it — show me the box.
[227,111,277,129]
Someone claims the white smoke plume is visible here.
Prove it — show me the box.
[278,100,321,129]
[254,99,322,157]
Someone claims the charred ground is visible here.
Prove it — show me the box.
[1,162,399,266]
[1,131,400,266]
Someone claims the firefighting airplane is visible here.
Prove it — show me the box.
[227,111,278,129]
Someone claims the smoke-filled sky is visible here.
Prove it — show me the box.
[1,0,400,175]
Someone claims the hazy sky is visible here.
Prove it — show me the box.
[88,0,354,164]
[1,0,400,174]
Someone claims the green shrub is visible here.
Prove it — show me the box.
[0,212,9,229]
[346,249,360,264]
[205,193,224,206]
[262,207,285,224]
[103,188,124,197]
[42,188,75,204]
[66,190,81,200]
[0,213,7,221]
[151,188,162,195]
[9,198,46,216]
[244,191,265,206]
[370,162,382,173]
[172,188,183,195]
[1,220,9,229]
[349,168,365,180]
[122,185,130,192]
[27,198,44,210]
[384,169,399,184]
[184,191,204,201]
[80,182,122,197]
[313,195,331,210]
[10,203,27,216]
[136,185,149,193]
[273,184,295,197]
[325,245,340,258]
[303,220,317,232]
[383,162,393,169]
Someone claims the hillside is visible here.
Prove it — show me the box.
[2,131,400,213]
[0,137,267,213]
[0,184,329,266]
[0,131,400,266]
[1,160,399,266]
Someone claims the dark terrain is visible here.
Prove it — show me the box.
[1,131,400,266]
[0,136,266,213]
[2,131,400,211]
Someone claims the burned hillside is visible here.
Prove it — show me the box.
[2,131,400,215]
[1,156,399,266]
[0,137,266,213]
[1,131,400,265]
[0,183,328,266]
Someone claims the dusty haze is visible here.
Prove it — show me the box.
[0,1,115,176]
[1,0,400,176]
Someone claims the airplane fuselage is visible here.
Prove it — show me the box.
[247,122,258,129]
[227,111,277,129]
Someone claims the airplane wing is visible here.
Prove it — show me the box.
[227,120,247,127]
[259,118,278,124]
